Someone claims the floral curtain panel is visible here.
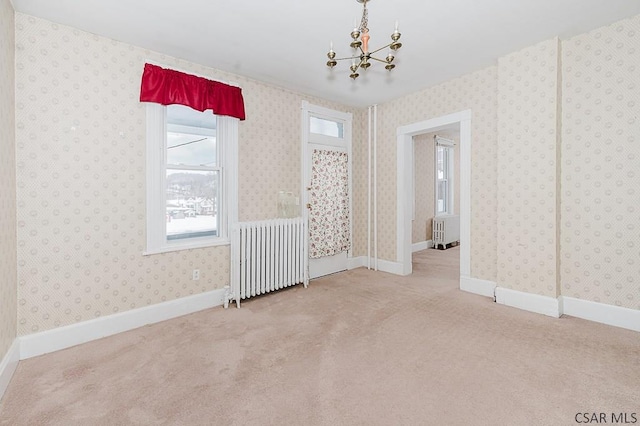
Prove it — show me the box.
[309,149,350,259]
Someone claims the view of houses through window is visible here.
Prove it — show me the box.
[166,105,220,240]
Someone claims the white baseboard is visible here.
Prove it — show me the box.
[460,276,497,298]
[495,287,561,318]
[347,257,403,275]
[347,256,367,270]
[376,259,404,275]
[19,288,226,360]
[561,296,640,333]
[412,240,433,253]
[0,339,20,403]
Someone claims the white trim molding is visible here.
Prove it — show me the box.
[495,287,561,318]
[412,240,433,253]
[144,105,238,256]
[460,276,497,298]
[346,256,403,275]
[560,296,640,333]
[19,289,226,360]
[347,256,367,270]
[375,259,404,275]
[0,339,20,402]
[397,110,472,277]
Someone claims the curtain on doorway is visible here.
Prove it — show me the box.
[309,149,351,259]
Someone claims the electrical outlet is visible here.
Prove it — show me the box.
[192,269,200,281]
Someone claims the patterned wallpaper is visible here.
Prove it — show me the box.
[496,39,561,298]
[351,109,368,257]
[412,133,436,243]
[238,84,356,222]
[13,14,355,335]
[0,0,17,358]
[362,67,499,282]
[561,15,640,310]
[8,11,640,339]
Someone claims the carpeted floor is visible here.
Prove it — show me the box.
[1,246,639,425]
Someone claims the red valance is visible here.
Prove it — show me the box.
[139,63,246,120]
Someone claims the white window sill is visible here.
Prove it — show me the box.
[143,238,230,256]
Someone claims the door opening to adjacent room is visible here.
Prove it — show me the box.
[397,110,471,289]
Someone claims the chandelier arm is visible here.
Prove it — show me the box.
[368,43,393,55]
[334,55,363,62]
[353,57,366,72]
[369,56,391,64]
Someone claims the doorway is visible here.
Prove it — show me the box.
[396,110,471,286]
[301,101,353,279]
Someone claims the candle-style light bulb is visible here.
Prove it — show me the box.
[395,20,399,32]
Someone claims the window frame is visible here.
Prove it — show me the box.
[435,137,455,216]
[144,103,238,255]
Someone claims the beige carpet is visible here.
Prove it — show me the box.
[1,246,639,425]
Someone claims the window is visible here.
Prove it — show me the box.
[435,137,454,215]
[145,103,238,254]
[310,115,344,139]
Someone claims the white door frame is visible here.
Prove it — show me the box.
[301,101,353,278]
[396,110,472,280]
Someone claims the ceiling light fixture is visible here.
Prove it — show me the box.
[326,0,402,80]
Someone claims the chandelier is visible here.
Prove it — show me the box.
[326,0,402,79]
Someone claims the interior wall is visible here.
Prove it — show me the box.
[560,15,640,310]
[238,84,357,222]
[371,13,639,310]
[351,108,368,257]
[364,67,499,282]
[13,13,356,335]
[0,0,17,358]
[496,38,561,298]
[8,11,640,340]
[412,133,435,243]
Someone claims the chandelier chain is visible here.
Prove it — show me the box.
[360,0,369,32]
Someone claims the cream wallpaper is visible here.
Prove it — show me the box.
[412,133,436,244]
[561,15,640,310]
[7,11,640,339]
[13,14,355,335]
[496,39,561,298]
[238,84,357,222]
[351,109,369,257]
[361,67,499,281]
[0,0,17,358]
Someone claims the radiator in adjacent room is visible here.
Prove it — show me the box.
[227,218,308,308]
[433,214,460,249]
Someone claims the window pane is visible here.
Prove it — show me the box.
[437,147,445,179]
[167,104,217,130]
[167,132,216,167]
[166,170,219,240]
[437,180,448,214]
[167,104,217,167]
[310,116,344,138]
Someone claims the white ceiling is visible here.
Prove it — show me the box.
[10,0,640,108]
